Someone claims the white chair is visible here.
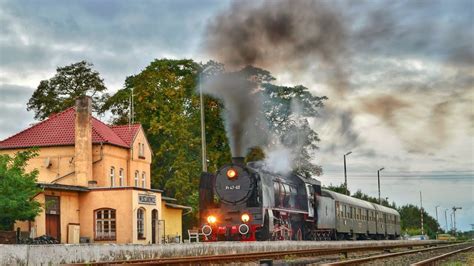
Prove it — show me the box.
[188,229,200,243]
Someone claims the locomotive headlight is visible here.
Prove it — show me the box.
[207,215,217,224]
[226,168,238,179]
[241,213,250,223]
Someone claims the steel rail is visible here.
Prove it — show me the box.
[75,241,454,265]
[320,242,471,266]
[410,245,473,266]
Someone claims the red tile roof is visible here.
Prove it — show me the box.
[0,107,141,149]
[110,124,141,147]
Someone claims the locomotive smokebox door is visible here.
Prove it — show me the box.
[215,162,254,205]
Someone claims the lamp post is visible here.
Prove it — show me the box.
[377,167,384,204]
[420,191,424,236]
[199,66,213,173]
[444,209,448,233]
[343,151,352,195]
[435,205,440,233]
[452,206,462,236]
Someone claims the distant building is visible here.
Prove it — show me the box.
[0,96,190,244]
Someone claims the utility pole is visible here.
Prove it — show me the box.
[420,191,424,236]
[452,206,462,236]
[444,209,448,233]
[343,151,352,195]
[199,66,212,172]
[450,212,454,233]
[435,205,440,234]
[377,168,384,204]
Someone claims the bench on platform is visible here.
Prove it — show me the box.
[187,229,202,242]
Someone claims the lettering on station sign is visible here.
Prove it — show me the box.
[138,194,156,205]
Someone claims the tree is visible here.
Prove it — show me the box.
[27,61,109,120]
[398,204,440,239]
[324,183,350,195]
[352,189,396,208]
[103,59,232,229]
[225,66,327,177]
[0,149,42,230]
[261,83,327,176]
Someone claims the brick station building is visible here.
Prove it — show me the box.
[0,97,190,244]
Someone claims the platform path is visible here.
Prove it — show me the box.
[0,240,444,265]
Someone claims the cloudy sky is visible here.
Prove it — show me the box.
[0,0,472,231]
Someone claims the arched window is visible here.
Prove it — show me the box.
[137,208,145,239]
[110,167,115,187]
[134,171,139,187]
[119,168,124,187]
[141,172,146,188]
[94,209,116,240]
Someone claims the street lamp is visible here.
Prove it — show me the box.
[200,66,213,173]
[377,167,384,204]
[444,209,448,233]
[343,151,352,195]
[435,205,440,233]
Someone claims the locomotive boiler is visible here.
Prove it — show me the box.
[199,157,401,241]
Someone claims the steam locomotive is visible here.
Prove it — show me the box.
[199,157,401,241]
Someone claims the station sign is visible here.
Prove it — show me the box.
[138,194,156,205]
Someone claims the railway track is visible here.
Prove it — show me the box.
[75,241,459,265]
[321,242,472,266]
[411,245,473,266]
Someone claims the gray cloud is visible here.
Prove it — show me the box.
[0,84,35,139]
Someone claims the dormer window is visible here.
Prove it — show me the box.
[138,143,145,159]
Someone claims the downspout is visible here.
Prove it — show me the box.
[51,142,104,184]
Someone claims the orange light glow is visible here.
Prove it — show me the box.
[226,168,237,179]
[241,213,250,223]
[207,215,217,224]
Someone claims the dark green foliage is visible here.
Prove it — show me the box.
[261,83,327,176]
[104,59,327,230]
[0,149,42,230]
[324,183,350,195]
[352,189,396,208]
[27,61,109,120]
[398,204,440,239]
[104,59,232,229]
[229,66,327,177]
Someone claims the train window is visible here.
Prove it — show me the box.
[343,205,347,218]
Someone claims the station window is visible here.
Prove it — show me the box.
[141,172,146,188]
[119,168,124,187]
[95,209,116,240]
[137,208,145,239]
[138,143,145,158]
[110,167,115,187]
[134,171,139,187]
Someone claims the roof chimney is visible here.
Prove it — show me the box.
[75,96,93,187]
